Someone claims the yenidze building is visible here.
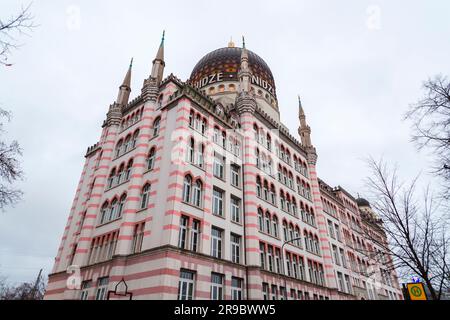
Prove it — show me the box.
[45,34,403,300]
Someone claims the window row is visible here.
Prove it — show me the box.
[262,282,328,300]
[107,160,134,189]
[120,107,144,132]
[87,232,118,265]
[178,270,244,300]
[212,126,241,157]
[115,130,139,158]
[80,277,110,300]
[177,217,242,264]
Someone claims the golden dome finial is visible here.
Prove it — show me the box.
[228,37,235,48]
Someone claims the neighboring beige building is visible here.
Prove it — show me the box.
[44,35,403,300]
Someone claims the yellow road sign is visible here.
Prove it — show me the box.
[407,283,427,300]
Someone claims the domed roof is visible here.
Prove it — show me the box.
[189,46,277,99]
[356,198,371,208]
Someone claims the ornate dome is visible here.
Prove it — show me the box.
[356,198,371,208]
[189,46,277,99]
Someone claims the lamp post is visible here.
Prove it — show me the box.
[280,237,303,300]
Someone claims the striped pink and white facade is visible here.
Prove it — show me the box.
[45,43,403,301]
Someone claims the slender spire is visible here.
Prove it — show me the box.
[298,95,305,116]
[121,58,133,88]
[242,36,246,49]
[151,30,166,84]
[238,37,251,93]
[116,58,133,106]
[298,95,312,147]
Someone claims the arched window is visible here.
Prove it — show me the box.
[153,117,161,136]
[126,160,133,181]
[263,180,269,201]
[124,135,132,153]
[256,149,260,168]
[193,180,203,207]
[221,131,226,149]
[187,138,195,163]
[213,126,220,144]
[266,134,272,151]
[197,144,204,168]
[288,224,294,242]
[132,130,139,149]
[110,198,118,221]
[140,184,151,209]
[265,212,271,234]
[258,208,264,231]
[253,124,259,142]
[272,216,279,238]
[295,227,301,246]
[270,184,276,204]
[282,221,288,241]
[183,175,192,203]
[107,169,116,189]
[117,164,125,185]
[189,110,194,127]
[256,176,262,198]
[195,114,201,131]
[147,148,156,170]
[280,191,286,211]
[304,230,309,251]
[115,140,123,158]
[100,202,109,224]
[118,194,126,218]
[201,118,207,135]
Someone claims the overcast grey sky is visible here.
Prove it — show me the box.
[0,0,449,285]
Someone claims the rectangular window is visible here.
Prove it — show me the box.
[212,188,224,217]
[190,219,200,252]
[260,243,266,269]
[231,277,243,300]
[211,227,223,259]
[280,287,287,300]
[80,281,91,300]
[262,283,269,300]
[337,272,344,292]
[298,257,305,280]
[271,285,278,300]
[339,248,347,268]
[328,220,335,239]
[344,274,352,295]
[297,290,303,300]
[95,277,109,300]
[335,223,341,241]
[213,154,225,179]
[231,165,240,187]
[132,223,144,254]
[178,270,195,300]
[332,245,340,265]
[211,273,224,300]
[230,196,241,223]
[275,249,281,274]
[178,216,189,249]
[267,246,274,272]
[230,233,241,264]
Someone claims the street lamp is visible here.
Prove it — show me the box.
[280,237,303,300]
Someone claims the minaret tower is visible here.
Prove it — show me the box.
[150,30,166,85]
[236,38,262,299]
[297,95,338,290]
[298,95,312,148]
[116,58,133,106]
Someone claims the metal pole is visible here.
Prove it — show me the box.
[280,237,302,300]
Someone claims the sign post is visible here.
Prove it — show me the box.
[406,282,427,300]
